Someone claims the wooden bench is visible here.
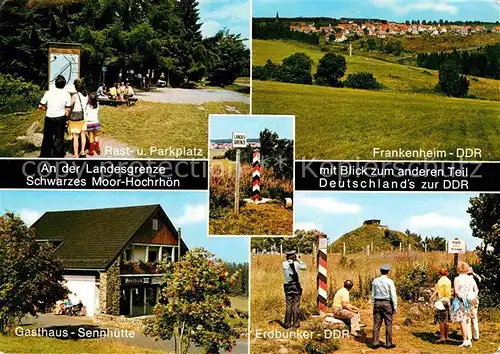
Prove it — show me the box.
[98,97,138,107]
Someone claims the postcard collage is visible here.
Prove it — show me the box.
[0,0,499,353]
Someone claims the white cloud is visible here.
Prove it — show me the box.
[407,212,469,230]
[297,196,362,214]
[176,204,207,226]
[19,209,41,226]
[199,0,249,38]
[201,1,249,23]
[371,0,458,15]
[201,20,223,37]
[295,222,323,231]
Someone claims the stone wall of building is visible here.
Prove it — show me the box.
[94,314,146,331]
[99,257,121,315]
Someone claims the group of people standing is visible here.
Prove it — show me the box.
[433,261,480,347]
[39,75,101,158]
[282,255,482,350]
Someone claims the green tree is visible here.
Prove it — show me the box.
[259,128,293,180]
[314,52,346,87]
[422,236,446,251]
[438,61,470,97]
[0,213,68,333]
[366,38,377,50]
[205,30,249,87]
[276,52,313,85]
[467,194,500,306]
[144,248,240,354]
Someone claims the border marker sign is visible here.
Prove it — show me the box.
[448,239,466,254]
[448,238,466,271]
[232,132,247,148]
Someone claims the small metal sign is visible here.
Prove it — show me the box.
[318,238,328,249]
[448,238,466,254]
[232,132,247,148]
[102,66,107,72]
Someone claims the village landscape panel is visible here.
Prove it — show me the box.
[252,0,500,160]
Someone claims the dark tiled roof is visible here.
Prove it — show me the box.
[31,204,185,270]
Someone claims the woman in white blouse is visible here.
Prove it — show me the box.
[451,261,477,347]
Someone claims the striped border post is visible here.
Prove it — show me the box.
[317,233,328,315]
[252,148,261,201]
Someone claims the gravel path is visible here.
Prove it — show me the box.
[135,87,249,104]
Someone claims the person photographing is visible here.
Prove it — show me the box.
[282,250,307,329]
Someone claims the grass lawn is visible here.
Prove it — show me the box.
[209,202,293,236]
[0,110,45,156]
[0,335,165,354]
[253,39,500,100]
[253,80,500,160]
[230,296,249,311]
[251,252,500,354]
[0,100,249,158]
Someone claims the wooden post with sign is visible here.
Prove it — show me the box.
[234,149,240,217]
[448,238,466,271]
[232,132,247,218]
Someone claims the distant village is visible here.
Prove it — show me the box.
[289,20,500,42]
[210,141,261,150]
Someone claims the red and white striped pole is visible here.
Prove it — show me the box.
[317,233,328,315]
[252,148,261,201]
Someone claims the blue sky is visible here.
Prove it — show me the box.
[253,0,500,23]
[210,115,294,140]
[0,191,248,264]
[295,192,484,249]
[199,0,250,40]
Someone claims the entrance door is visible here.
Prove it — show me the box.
[131,287,145,316]
[146,286,158,314]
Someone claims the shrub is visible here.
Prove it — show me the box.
[314,52,346,87]
[281,52,313,72]
[209,162,293,214]
[394,262,432,302]
[437,61,470,97]
[0,74,42,114]
[278,66,313,85]
[344,72,382,90]
[252,59,280,81]
[253,53,313,85]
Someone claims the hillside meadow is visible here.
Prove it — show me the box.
[209,159,293,236]
[254,80,500,160]
[253,39,500,100]
[250,251,500,354]
[252,40,500,160]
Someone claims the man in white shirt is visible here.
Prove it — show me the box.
[39,75,71,157]
[282,250,307,328]
[371,264,397,349]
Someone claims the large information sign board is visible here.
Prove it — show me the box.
[48,42,81,92]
